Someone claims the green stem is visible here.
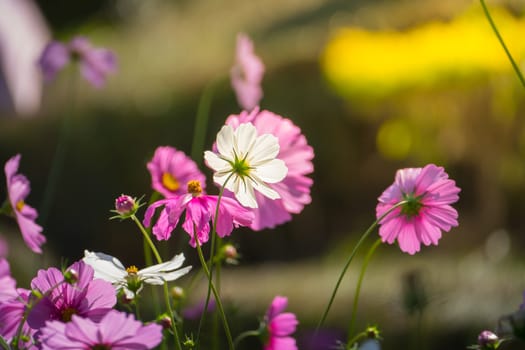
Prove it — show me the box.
[233,330,261,348]
[345,332,367,350]
[316,201,407,331]
[130,215,182,350]
[194,230,234,350]
[191,79,217,165]
[347,238,382,340]
[480,0,525,88]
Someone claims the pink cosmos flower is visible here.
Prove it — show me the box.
[376,164,460,255]
[4,154,46,253]
[147,146,207,198]
[231,33,265,111]
[144,180,253,247]
[39,309,163,350]
[27,260,116,329]
[263,296,299,350]
[0,258,17,302]
[0,288,35,347]
[224,108,314,230]
[39,36,117,88]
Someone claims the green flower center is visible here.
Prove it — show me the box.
[125,266,142,294]
[91,345,111,350]
[231,155,251,177]
[400,193,424,218]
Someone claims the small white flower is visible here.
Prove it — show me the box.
[204,122,288,208]
[83,250,191,299]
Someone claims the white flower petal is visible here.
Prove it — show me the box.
[235,123,257,157]
[204,151,230,173]
[248,133,280,165]
[234,179,258,208]
[142,266,192,285]
[139,253,191,285]
[251,176,281,200]
[216,125,235,158]
[139,253,185,275]
[252,159,287,183]
[83,250,127,283]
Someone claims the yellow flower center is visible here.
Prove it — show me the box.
[16,200,24,212]
[162,173,180,192]
[126,265,139,274]
[187,180,202,196]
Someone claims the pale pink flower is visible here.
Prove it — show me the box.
[224,108,314,229]
[39,310,162,350]
[4,154,46,253]
[376,164,460,255]
[39,36,117,88]
[263,296,299,350]
[144,180,253,247]
[147,146,207,198]
[231,33,265,111]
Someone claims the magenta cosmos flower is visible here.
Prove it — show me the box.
[39,310,162,350]
[376,164,460,255]
[147,146,206,198]
[27,260,116,329]
[263,296,299,350]
[144,180,253,247]
[4,154,46,253]
[224,108,314,230]
[39,36,116,88]
[0,288,36,347]
[231,33,265,111]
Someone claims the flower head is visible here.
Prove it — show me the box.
[231,33,265,111]
[224,108,314,229]
[39,36,116,88]
[4,154,46,253]
[143,180,253,246]
[148,146,207,198]
[263,296,299,350]
[376,164,460,255]
[27,260,116,329]
[204,123,288,208]
[83,250,191,299]
[477,330,500,349]
[39,310,163,350]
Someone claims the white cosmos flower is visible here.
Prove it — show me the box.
[83,250,191,299]
[204,122,288,208]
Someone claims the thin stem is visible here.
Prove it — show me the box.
[130,215,182,350]
[347,238,382,339]
[191,79,217,165]
[316,201,407,331]
[480,0,525,88]
[194,230,235,350]
[233,330,261,348]
[345,332,367,350]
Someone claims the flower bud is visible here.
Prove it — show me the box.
[477,330,499,349]
[220,244,240,265]
[157,313,172,330]
[365,326,381,340]
[115,195,136,215]
[171,286,185,300]
[63,268,79,285]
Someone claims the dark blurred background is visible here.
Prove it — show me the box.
[1,0,525,349]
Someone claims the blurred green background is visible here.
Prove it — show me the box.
[1,0,525,349]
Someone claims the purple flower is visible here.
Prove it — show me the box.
[39,310,163,350]
[231,33,265,111]
[264,296,299,350]
[144,180,253,247]
[0,258,17,302]
[0,288,35,346]
[27,260,116,329]
[224,108,314,230]
[182,298,216,320]
[39,36,117,88]
[376,164,460,254]
[147,146,207,198]
[4,154,46,253]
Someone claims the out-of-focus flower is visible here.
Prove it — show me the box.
[376,164,460,254]
[27,261,116,329]
[231,33,265,111]
[39,310,163,350]
[0,0,49,116]
[4,154,46,253]
[147,146,206,198]
[144,180,253,246]
[225,108,314,229]
[477,330,500,349]
[39,36,117,88]
[83,250,191,299]
[0,258,17,302]
[204,123,288,208]
[182,298,216,320]
[263,295,299,350]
